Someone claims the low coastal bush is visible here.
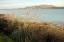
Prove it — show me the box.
[0,18,14,35]
[0,18,64,42]
[0,18,8,33]
[11,21,64,42]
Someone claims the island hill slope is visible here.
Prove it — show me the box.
[18,5,64,9]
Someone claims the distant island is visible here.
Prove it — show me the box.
[20,5,64,9]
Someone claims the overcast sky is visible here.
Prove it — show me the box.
[0,0,64,9]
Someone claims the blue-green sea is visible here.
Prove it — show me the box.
[0,9,64,22]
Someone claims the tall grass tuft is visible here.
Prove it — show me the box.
[11,21,39,42]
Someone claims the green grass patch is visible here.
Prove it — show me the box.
[0,35,14,42]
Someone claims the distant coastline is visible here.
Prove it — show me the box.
[0,5,64,10]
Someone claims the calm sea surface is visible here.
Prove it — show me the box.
[0,9,64,22]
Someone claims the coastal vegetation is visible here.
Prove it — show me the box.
[0,9,64,42]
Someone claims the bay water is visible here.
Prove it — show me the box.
[0,9,64,23]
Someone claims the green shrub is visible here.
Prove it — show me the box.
[0,18,8,32]
[0,18,14,35]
